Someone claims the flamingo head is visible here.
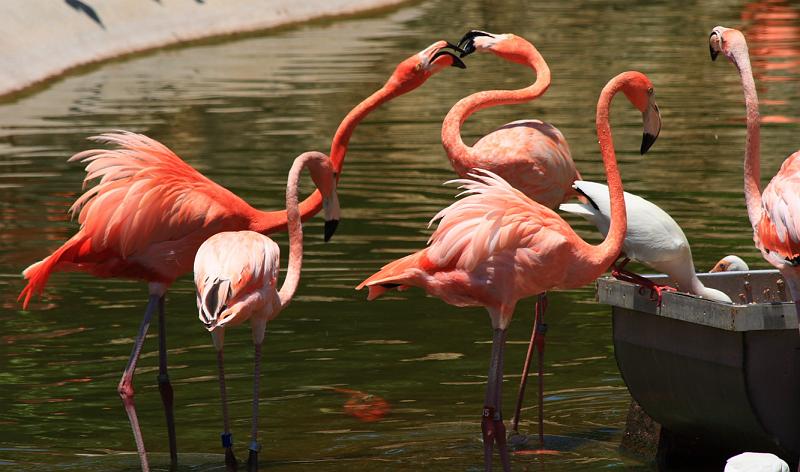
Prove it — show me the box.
[709,26,748,63]
[385,41,466,95]
[303,151,341,242]
[617,72,662,154]
[709,255,750,272]
[456,30,532,65]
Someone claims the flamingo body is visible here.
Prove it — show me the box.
[756,151,800,264]
[195,231,281,333]
[456,120,577,209]
[361,170,597,329]
[443,32,580,210]
[560,181,731,302]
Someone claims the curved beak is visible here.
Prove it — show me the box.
[322,185,340,242]
[641,97,661,155]
[709,29,723,61]
[457,30,494,57]
[431,42,467,69]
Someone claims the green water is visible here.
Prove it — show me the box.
[1,0,799,470]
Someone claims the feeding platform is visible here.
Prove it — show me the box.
[597,269,800,463]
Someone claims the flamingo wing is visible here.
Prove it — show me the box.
[757,151,800,262]
[69,131,256,258]
[194,231,280,328]
[358,169,576,304]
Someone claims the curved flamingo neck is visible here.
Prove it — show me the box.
[730,43,763,228]
[583,77,627,270]
[251,85,396,234]
[277,153,323,308]
[441,42,551,169]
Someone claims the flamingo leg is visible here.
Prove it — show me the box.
[611,257,676,304]
[247,342,263,472]
[118,294,159,472]
[510,293,548,448]
[481,328,510,472]
[156,296,178,468]
[217,349,238,471]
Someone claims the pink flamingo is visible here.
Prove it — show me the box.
[358,71,662,471]
[710,26,800,332]
[17,41,465,471]
[445,30,661,446]
[442,30,580,445]
[194,150,337,471]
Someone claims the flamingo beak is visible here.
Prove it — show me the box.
[709,30,722,61]
[431,42,467,69]
[322,184,340,242]
[457,30,494,57]
[641,98,661,155]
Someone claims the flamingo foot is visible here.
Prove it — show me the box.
[247,442,260,472]
[221,433,238,470]
[611,263,676,305]
[481,407,511,472]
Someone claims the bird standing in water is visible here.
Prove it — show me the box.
[17,40,465,472]
[194,150,338,471]
[359,71,662,471]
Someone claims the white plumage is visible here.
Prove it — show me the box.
[724,452,789,472]
[560,180,731,303]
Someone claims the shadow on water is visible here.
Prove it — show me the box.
[0,0,798,470]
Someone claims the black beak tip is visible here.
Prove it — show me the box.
[451,56,467,69]
[641,133,657,155]
[324,219,339,242]
[709,46,719,61]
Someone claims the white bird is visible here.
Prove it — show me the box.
[710,255,750,273]
[724,452,789,472]
[560,180,731,302]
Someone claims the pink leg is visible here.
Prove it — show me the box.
[510,293,548,448]
[247,342,263,472]
[156,297,178,468]
[481,328,510,472]
[217,349,238,471]
[118,295,159,472]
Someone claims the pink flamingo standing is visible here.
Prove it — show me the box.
[194,150,337,471]
[444,30,661,446]
[358,71,662,471]
[710,26,800,333]
[441,30,580,445]
[17,41,465,472]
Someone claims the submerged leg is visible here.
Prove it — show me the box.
[510,293,548,446]
[217,348,238,471]
[156,296,178,468]
[247,342,263,472]
[118,294,159,472]
[481,328,510,472]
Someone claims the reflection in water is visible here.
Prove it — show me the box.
[742,0,800,123]
[0,0,797,470]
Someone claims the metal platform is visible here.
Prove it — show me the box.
[597,269,800,462]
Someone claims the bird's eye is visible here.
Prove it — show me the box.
[647,87,654,95]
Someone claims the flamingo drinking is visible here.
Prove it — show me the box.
[358,71,662,471]
[194,150,338,471]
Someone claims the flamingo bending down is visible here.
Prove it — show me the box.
[710,255,750,272]
[358,71,662,471]
[710,26,800,334]
[194,151,336,471]
[17,41,464,472]
[560,181,731,302]
[441,29,584,445]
